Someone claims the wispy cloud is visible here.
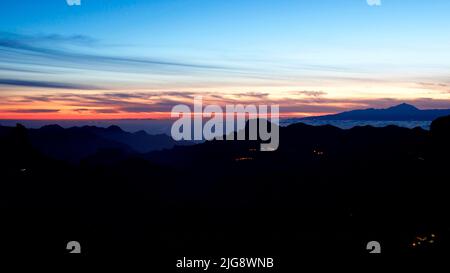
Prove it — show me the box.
[292,91,328,97]
[8,109,60,113]
[93,109,120,114]
[0,32,402,90]
[0,32,230,75]
[417,82,450,93]
[0,79,101,90]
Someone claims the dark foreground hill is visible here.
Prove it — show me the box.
[1,116,450,262]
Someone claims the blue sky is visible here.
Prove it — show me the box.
[1,0,450,118]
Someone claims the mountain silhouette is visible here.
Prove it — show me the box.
[0,124,186,162]
[68,125,184,153]
[1,115,450,259]
[293,103,450,121]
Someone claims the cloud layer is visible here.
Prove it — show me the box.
[2,90,450,118]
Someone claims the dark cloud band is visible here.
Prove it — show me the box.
[0,79,101,90]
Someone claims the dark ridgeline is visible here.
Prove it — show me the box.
[1,116,450,260]
[1,124,186,162]
[287,103,450,122]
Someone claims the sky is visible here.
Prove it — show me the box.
[1,0,450,119]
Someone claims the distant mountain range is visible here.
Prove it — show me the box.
[1,103,449,162]
[294,103,450,121]
[0,124,188,162]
